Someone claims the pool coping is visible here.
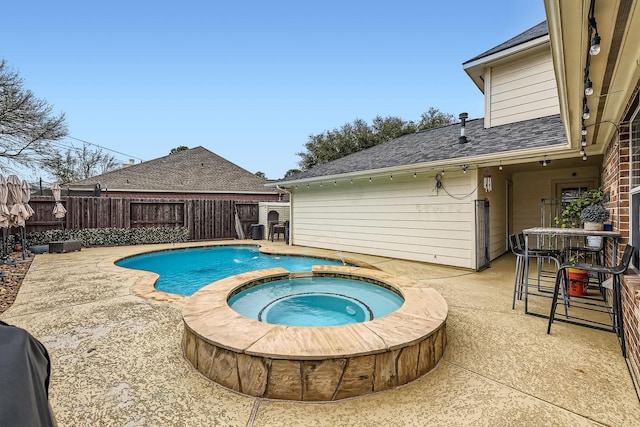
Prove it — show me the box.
[181,265,448,400]
[183,265,448,359]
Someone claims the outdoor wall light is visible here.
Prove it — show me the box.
[585,78,594,96]
[583,104,590,120]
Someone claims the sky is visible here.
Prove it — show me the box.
[2,1,547,180]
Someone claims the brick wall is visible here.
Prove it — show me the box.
[602,78,640,389]
[99,191,283,202]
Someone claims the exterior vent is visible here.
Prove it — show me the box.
[459,112,468,144]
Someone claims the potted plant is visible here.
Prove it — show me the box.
[580,203,610,231]
[555,188,605,228]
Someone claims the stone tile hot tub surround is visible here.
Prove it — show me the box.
[182,265,448,401]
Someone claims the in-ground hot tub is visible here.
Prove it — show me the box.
[182,265,448,401]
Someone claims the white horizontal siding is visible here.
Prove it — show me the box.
[290,172,476,269]
[487,50,559,126]
[478,167,508,260]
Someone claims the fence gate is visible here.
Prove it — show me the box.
[475,199,490,271]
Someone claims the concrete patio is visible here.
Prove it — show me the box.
[2,241,639,426]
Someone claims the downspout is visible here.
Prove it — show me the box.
[276,185,293,246]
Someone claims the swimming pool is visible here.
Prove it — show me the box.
[228,276,404,326]
[116,245,344,295]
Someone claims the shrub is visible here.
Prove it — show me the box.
[11,226,190,248]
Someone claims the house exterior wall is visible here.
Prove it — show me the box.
[511,166,601,232]
[290,171,477,269]
[485,49,560,128]
[602,78,640,389]
[477,166,509,260]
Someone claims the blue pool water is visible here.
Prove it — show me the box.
[228,276,404,326]
[116,245,344,296]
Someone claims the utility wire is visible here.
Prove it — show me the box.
[66,136,146,162]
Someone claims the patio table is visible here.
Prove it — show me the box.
[521,227,621,323]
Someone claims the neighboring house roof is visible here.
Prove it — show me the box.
[463,21,549,64]
[69,146,275,194]
[278,114,566,183]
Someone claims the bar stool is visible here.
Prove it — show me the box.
[547,244,635,356]
[510,234,564,311]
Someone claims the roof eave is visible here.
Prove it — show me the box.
[68,187,275,195]
[463,35,550,93]
[544,0,640,154]
[272,143,575,187]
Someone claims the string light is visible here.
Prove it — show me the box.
[390,175,393,180]
[499,161,503,171]
[584,78,593,96]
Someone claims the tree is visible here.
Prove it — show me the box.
[41,142,119,184]
[170,146,188,154]
[0,59,68,173]
[255,171,266,179]
[296,107,455,170]
[284,168,301,178]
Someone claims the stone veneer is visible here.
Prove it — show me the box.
[182,266,448,401]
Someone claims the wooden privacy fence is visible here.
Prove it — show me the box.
[26,196,259,241]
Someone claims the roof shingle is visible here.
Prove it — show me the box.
[463,21,548,64]
[70,146,275,194]
[279,114,566,182]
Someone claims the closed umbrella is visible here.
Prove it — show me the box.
[7,175,24,227]
[0,175,9,228]
[0,175,9,261]
[21,180,35,221]
[7,175,28,259]
[52,183,67,240]
[52,183,67,219]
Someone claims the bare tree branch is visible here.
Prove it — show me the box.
[0,58,68,173]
